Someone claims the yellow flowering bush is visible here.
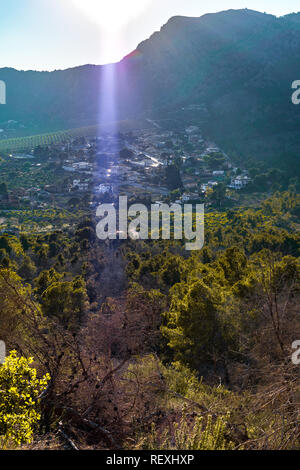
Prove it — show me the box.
[0,351,50,448]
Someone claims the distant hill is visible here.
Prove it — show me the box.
[1,9,300,172]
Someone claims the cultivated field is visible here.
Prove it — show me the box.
[0,120,154,152]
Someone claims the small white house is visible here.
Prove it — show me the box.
[185,126,199,134]
[73,162,90,171]
[97,184,112,194]
[63,165,75,172]
[206,147,220,153]
[228,176,251,190]
[72,180,89,191]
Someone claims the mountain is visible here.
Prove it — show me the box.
[119,9,300,171]
[1,9,300,171]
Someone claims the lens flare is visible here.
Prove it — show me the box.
[71,0,151,32]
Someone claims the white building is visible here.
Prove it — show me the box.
[228,176,251,190]
[97,184,112,194]
[206,147,220,153]
[73,162,91,171]
[185,126,199,134]
[63,165,75,172]
[72,180,89,191]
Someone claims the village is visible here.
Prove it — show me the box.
[0,123,253,232]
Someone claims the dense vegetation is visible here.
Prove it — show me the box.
[0,190,299,449]
[0,8,300,451]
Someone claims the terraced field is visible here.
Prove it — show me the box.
[0,126,98,152]
[0,119,153,152]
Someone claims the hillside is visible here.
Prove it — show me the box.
[1,9,300,171]
[1,191,300,449]
[0,7,300,452]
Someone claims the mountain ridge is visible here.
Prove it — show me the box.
[0,8,300,172]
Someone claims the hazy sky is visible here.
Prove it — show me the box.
[0,0,299,71]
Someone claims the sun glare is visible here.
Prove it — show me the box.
[71,0,151,32]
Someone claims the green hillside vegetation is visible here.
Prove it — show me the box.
[0,191,299,449]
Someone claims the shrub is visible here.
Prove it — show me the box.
[140,411,234,450]
[0,351,50,448]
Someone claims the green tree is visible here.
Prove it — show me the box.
[36,245,49,268]
[162,280,222,369]
[34,268,62,297]
[0,237,11,255]
[18,256,36,281]
[0,182,8,200]
[160,256,184,287]
[0,269,32,343]
[165,164,183,190]
[20,234,30,252]
[218,247,248,285]
[210,183,226,208]
[41,276,87,329]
